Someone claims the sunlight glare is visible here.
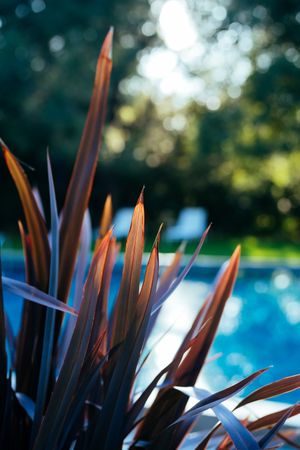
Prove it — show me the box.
[159,0,198,51]
[139,48,178,79]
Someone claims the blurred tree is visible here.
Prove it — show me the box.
[182,0,300,237]
[225,0,300,48]
[0,0,158,230]
[187,55,300,238]
[0,0,157,157]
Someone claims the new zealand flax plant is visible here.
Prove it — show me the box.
[1,30,300,449]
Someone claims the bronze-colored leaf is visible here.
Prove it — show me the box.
[1,142,50,290]
[133,247,241,450]
[89,231,159,450]
[237,374,300,408]
[110,190,145,347]
[174,245,241,386]
[156,244,184,299]
[248,405,300,432]
[58,29,113,304]
[98,194,113,241]
[88,236,118,355]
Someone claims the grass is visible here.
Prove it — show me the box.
[145,236,300,259]
[4,234,300,259]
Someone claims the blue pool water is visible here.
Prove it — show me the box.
[2,256,300,405]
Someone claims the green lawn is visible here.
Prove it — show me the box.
[145,236,300,259]
[4,233,300,260]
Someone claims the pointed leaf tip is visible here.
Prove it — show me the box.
[154,224,164,248]
[234,244,241,257]
[138,187,145,204]
[99,194,113,239]
[108,26,114,44]
[202,223,212,241]
[229,244,241,268]
[178,241,187,253]
[102,28,114,60]
[0,138,7,150]
[57,29,112,303]
[46,150,51,171]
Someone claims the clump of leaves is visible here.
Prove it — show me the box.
[1,30,300,450]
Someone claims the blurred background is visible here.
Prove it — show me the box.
[0,0,300,255]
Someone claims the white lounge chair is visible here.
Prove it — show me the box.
[165,207,207,241]
[113,207,134,239]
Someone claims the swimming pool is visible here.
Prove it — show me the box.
[2,254,300,405]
